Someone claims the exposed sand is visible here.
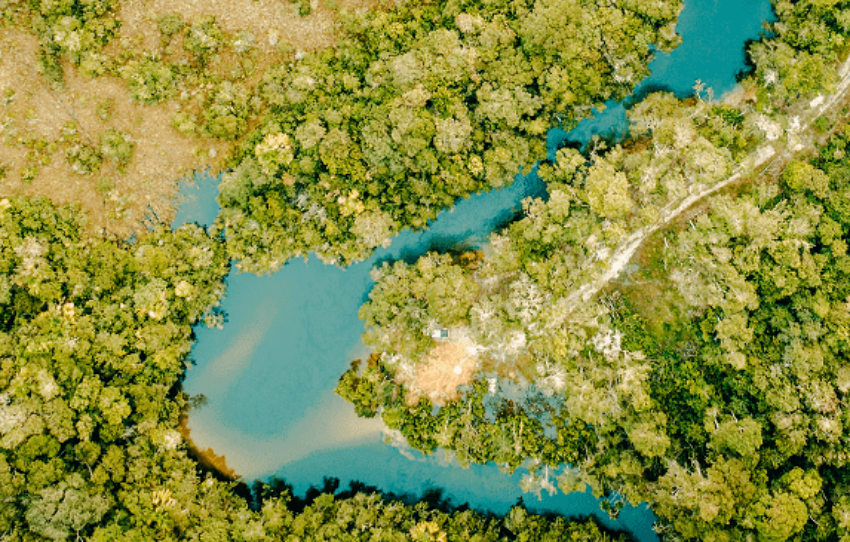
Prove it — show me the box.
[183,391,385,478]
[405,339,478,407]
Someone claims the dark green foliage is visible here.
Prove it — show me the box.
[217,0,683,273]
[711,104,745,127]
[0,195,636,539]
[696,104,757,157]
[21,0,121,84]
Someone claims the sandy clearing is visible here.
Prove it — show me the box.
[1,0,385,238]
[116,0,382,55]
[405,339,478,407]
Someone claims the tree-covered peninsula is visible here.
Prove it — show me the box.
[0,194,632,542]
[337,0,850,540]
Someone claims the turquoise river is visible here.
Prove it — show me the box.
[173,1,775,539]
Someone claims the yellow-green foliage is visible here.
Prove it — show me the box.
[0,196,636,540]
[217,0,684,273]
[338,2,850,538]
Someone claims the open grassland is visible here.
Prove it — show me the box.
[0,0,381,238]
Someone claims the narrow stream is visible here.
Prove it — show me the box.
[173,1,775,539]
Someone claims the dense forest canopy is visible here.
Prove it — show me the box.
[0,0,697,538]
[340,130,850,539]
[5,0,850,539]
[214,0,684,273]
[0,195,637,539]
[336,0,850,540]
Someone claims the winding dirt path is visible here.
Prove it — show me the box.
[549,57,850,324]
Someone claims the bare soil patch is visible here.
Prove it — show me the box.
[1,0,385,238]
[405,340,478,407]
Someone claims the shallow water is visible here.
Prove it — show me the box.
[181,170,547,475]
[175,1,775,538]
[170,169,221,230]
[550,0,776,151]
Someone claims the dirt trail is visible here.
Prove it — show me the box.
[549,57,850,324]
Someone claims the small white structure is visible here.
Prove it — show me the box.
[430,328,450,339]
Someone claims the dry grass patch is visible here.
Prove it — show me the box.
[116,0,383,55]
[0,29,226,238]
[405,339,478,407]
[1,0,386,239]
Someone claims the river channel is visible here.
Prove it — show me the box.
[174,1,775,539]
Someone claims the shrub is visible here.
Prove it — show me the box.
[158,13,185,37]
[120,55,176,104]
[184,17,224,62]
[203,82,253,140]
[66,143,103,175]
[100,129,135,171]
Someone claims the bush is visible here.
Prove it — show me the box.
[21,164,38,183]
[37,47,65,88]
[297,0,311,17]
[99,129,135,171]
[96,176,114,195]
[158,13,185,37]
[66,143,103,175]
[120,55,176,104]
[184,17,224,62]
[203,82,253,140]
[172,111,200,135]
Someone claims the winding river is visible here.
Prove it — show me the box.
[173,1,775,539]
